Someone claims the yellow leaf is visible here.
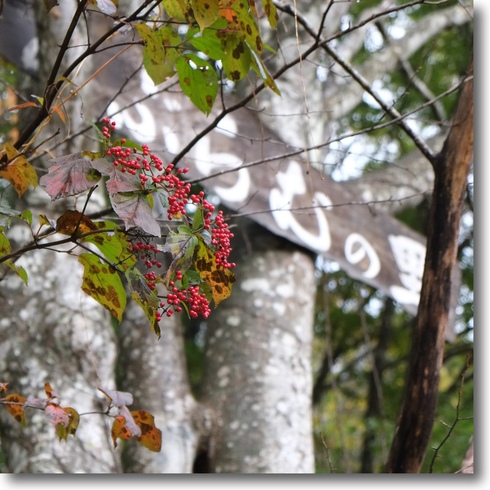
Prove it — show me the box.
[3,393,27,427]
[50,105,66,124]
[0,143,38,197]
[133,410,162,452]
[111,415,133,448]
[194,239,235,306]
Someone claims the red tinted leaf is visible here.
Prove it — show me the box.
[45,403,69,428]
[111,192,161,237]
[0,382,8,393]
[39,152,101,200]
[91,158,142,195]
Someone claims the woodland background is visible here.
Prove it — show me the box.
[0,0,475,474]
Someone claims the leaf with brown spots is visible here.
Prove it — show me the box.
[177,54,218,116]
[85,221,137,272]
[55,209,98,236]
[135,24,182,86]
[44,382,60,400]
[194,238,235,306]
[263,0,278,29]
[221,34,251,82]
[56,407,79,441]
[162,0,191,21]
[2,393,27,427]
[133,410,162,452]
[111,415,134,448]
[191,0,219,30]
[78,253,127,322]
[0,143,38,197]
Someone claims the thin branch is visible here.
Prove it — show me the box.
[428,356,472,473]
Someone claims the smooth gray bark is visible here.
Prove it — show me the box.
[200,221,317,473]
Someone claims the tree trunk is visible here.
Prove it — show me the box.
[199,220,317,473]
[117,300,203,473]
[386,55,473,473]
[0,0,120,473]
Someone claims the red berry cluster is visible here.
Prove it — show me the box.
[211,210,236,270]
[163,270,211,319]
[100,117,235,322]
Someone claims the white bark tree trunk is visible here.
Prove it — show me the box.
[200,221,316,473]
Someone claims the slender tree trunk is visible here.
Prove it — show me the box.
[386,55,473,473]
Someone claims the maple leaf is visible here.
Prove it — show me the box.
[39,152,101,200]
[110,192,161,237]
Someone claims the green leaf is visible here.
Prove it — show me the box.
[84,221,137,271]
[263,0,279,29]
[249,45,280,95]
[177,54,218,115]
[192,206,204,232]
[191,0,219,30]
[231,0,263,54]
[187,19,227,60]
[162,0,191,21]
[0,226,12,256]
[5,262,28,286]
[125,267,161,337]
[221,34,251,82]
[78,253,127,322]
[0,206,20,228]
[162,228,198,284]
[135,24,182,86]
[20,209,33,226]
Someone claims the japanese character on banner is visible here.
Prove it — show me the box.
[388,234,426,306]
